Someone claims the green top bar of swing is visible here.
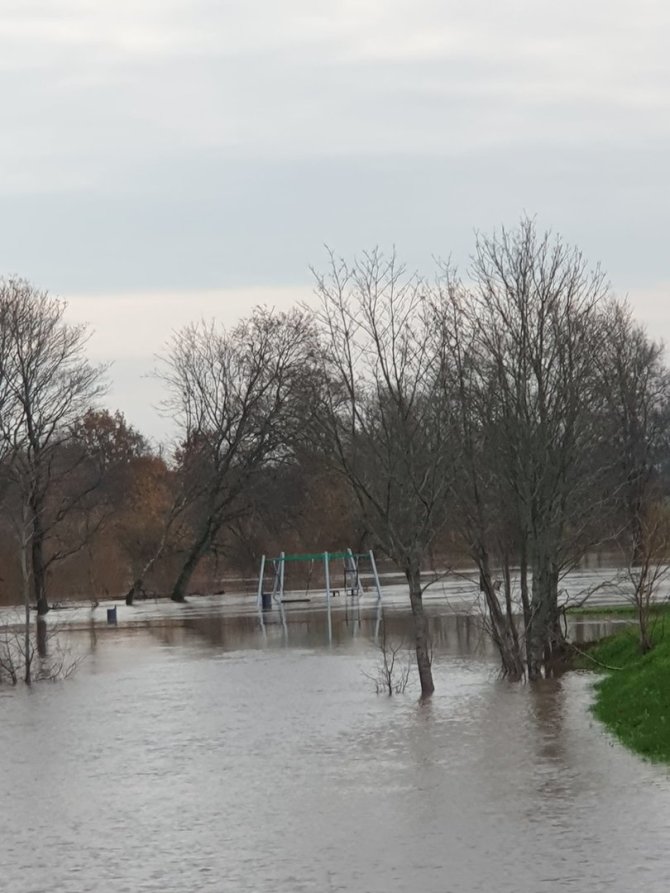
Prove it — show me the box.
[270,551,365,562]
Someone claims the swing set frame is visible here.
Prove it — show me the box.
[256,548,383,611]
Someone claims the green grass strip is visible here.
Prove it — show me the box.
[586,617,670,762]
[567,603,670,618]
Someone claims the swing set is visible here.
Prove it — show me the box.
[256,548,383,611]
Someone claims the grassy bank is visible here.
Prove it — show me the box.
[567,603,670,617]
[583,617,670,762]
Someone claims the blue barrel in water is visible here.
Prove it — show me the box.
[107,606,118,625]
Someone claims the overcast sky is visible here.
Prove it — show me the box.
[1,1,669,442]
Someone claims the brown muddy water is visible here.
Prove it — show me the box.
[1,602,669,893]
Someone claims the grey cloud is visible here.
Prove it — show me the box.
[2,1,668,185]
[0,2,666,295]
[0,143,667,295]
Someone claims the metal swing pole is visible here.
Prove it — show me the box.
[277,551,288,638]
[256,554,266,611]
[369,550,384,643]
[324,551,332,644]
[279,551,286,601]
[256,554,267,638]
[344,547,360,635]
[345,547,361,597]
[369,550,383,602]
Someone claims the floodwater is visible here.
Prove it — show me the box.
[1,600,670,893]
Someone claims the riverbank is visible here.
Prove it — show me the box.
[582,615,670,762]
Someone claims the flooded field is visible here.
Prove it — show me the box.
[1,600,669,892]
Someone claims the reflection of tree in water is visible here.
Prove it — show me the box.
[88,616,98,652]
[569,618,619,646]
[343,596,362,631]
[36,618,48,658]
[527,678,579,806]
[530,679,567,764]
[142,605,495,659]
[427,612,494,658]
[473,677,575,821]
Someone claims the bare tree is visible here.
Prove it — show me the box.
[450,220,612,679]
[0,279,106,616]
[364,618,413,695]
[592,304,670,652]
[0,611,84,685]
[618,503,670,653]
[596,302,670,562]
[434,283,526,679]
[311,248,455,697]
[159,306,317,602]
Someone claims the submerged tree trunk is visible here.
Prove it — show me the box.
[126,538,169,605]
[20,523,32,685]
[519,542,532,671]
[170,523,214,603]
[479,553,525,681]
[36,618,48,658]
[126,496,188,605]
[405,559,434,698]
[502,557,524,679]
[125,581,139,607]
[31,508,49,616]
[528,553,563,679]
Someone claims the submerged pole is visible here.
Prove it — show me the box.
[346,546,361,597]
[369,550,383,602]
[256,555,267,635]
[374,597,383,645]
[369,550,383,643]
[256,554,266,610]
[324,551,332,644]
[278,552,288,638]
[279,552,286,602]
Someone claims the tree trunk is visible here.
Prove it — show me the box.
[126,516,176,605]
[528,553,563,679]
[30,506,49,616]
[528,563,548,680]
[629,494,645,567]
[36,618,48,658]
[631,532,645,568]
[502,557,524,680]
[20,526,32,685]
[125,582,138,607]
[479,554,524,681]
[170,523,213,602]
[519,542,532,672]
[405,559,434,698]
[639,620,653,654]
[637,576,653,654]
